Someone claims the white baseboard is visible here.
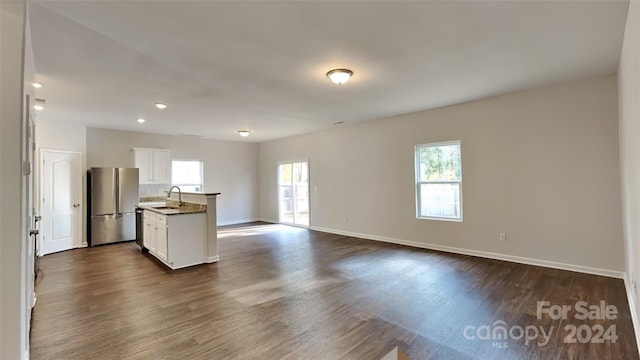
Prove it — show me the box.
[258,218,278,224]
[309,226,625,279]
[624,274,640,356]
[205,256,220,263]
[217,218,261,226]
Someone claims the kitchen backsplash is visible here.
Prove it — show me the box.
[139,184,168,197]
[139,196,166,203]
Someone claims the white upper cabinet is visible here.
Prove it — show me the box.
[134,149,152,184]
[151,149,170,184]
[133,148,171,184]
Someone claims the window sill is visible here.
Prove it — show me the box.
[416,216,463,222]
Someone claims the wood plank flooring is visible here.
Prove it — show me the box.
[30,223,638,359]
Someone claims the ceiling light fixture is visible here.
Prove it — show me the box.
[326,68,353,85]
[137,118,146,123]
[238,130,251,137]
[33,82,43,89]
[34,98,45,111]
[155,103,167,109]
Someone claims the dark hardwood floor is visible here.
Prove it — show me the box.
[30,223,638,359]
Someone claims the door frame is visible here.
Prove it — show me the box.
[25,94,36,310]
[277,159,310,228]
[38,148,83,255]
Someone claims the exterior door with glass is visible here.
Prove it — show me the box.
[278,161,309,226]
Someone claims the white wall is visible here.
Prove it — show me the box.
[618,0,640,341]
[0,0,31,358]
[86,128,259,224]
[37,118,87,153]
[260,74,624,274]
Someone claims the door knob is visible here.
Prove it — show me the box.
[73,203,80,208]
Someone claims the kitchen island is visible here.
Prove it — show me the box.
[137,192,220,269]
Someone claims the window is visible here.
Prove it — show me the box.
[415,141,462,221]
[171,160,203,192]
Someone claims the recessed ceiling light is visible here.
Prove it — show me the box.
[326,69,353,85]
[238,130,251,137]
[155,103,167,109]
[33,82,43,89]
[34,98,45,111]
[137,118,146,123]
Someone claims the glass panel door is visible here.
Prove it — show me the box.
[278,161,309,226]
[293,162,309,226]
[278,163,293,224]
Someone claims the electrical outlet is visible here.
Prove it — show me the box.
[499,233,506,242]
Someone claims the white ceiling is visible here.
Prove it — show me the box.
[29,1,629,143]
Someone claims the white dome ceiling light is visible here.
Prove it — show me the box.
[238,130,251,137]
[326,69,353,85]
[155,102,167,109]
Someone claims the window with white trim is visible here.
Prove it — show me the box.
[171,160,203,193]
[415,141,462,221]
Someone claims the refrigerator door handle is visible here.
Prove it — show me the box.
[115,169,120,213]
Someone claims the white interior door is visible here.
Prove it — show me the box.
[278,161,309,226]
[41,150,82,255]
[24,94,37,352]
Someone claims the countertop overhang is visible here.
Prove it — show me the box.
[137,203,206,215]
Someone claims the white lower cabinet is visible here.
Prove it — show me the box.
[142,210,206,269]
[155,214,168,262]
[143,211,157,253]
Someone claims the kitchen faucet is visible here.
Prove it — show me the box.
[168,186,183,207]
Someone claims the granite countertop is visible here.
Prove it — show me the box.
[137,200,207,216]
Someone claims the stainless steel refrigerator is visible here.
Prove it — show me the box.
[88,167,139,246]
